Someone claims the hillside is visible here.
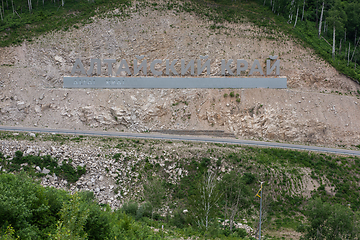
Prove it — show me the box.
[1,1,360,239]
[0,1,360,149]
[1,131,360,239]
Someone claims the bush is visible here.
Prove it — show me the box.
[121,201,139,218]
[171,211,187,228]
[0,173,68,239]
[136,202,153,220]
[242,172,256,185]
[0,173,159,239]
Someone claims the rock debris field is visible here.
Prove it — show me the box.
[0,4,360,149]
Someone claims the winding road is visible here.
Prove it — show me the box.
[0,125,359,156]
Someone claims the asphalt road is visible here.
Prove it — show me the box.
[0,125,359,156]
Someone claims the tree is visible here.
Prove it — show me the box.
[318,1,324,37]
[143,177,165,220]
[50,193,90,240]
[301,0,305,21]
[220,171,249,232]
[327,0,347,59]
[189,171,221,230]
[302,198,359,239]
[294,6,299,28]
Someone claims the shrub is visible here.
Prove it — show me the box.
[121,201,139,218]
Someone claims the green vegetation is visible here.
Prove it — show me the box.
[2,134,360,238]
[0,0,131,46]
[0,173,161,239]
[300,198,360,239]
[0,151,86,183]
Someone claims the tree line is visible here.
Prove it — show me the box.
[259,0,360,67]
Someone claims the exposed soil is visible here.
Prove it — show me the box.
[1,3,360,149]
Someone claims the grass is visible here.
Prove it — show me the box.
[0,0,131,47]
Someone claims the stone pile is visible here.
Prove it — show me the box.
[0,137,188,209]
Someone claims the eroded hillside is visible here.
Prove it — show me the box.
[0,2,360,148]
[2,131,359,239]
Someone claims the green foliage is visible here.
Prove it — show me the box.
[112,153,122,161]
[302,198,360,239]
[242,172,256,185]
[0,151,86,183]
[50,193,89,240]
[143,178,165,218]
[0,173,69,239]
[0,173,160,239]
[188,172,221,230]
[122,201,139,218]
[0,0,130,47]
[327,0,347,31]
[0,225,19,240]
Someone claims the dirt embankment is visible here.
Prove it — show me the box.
[0,6,360,148]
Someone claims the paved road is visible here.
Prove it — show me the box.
[0,125,359,156]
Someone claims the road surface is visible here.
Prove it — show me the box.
[0,126,359,156]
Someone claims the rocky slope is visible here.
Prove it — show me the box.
[0,2,360,148]
[0,132,332,239]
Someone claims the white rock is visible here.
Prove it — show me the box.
[55,55,65,63]
[28,133,36,138]
[41,168,50,174]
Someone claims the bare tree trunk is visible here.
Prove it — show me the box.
[301,0,305,21]
[318,1,324,37]
[224,200,228,230]
[229,189,241,232]
[11,0,14,15]
[355,30,357,46]
[61,0,64,6]
[315,0,318,29]
[263,0,266,6]
[348,42,350,66]
[345,47,347,62]
[27,0,31,13]
[332,25,336,59]
[1,0,4,19]
[350,37,360,62]
[344,28,346,43]
[294,6,299,28]
[324,20,327,34]
[0,6,3,21]
[339,39,342,55]
[197,172,221,231]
